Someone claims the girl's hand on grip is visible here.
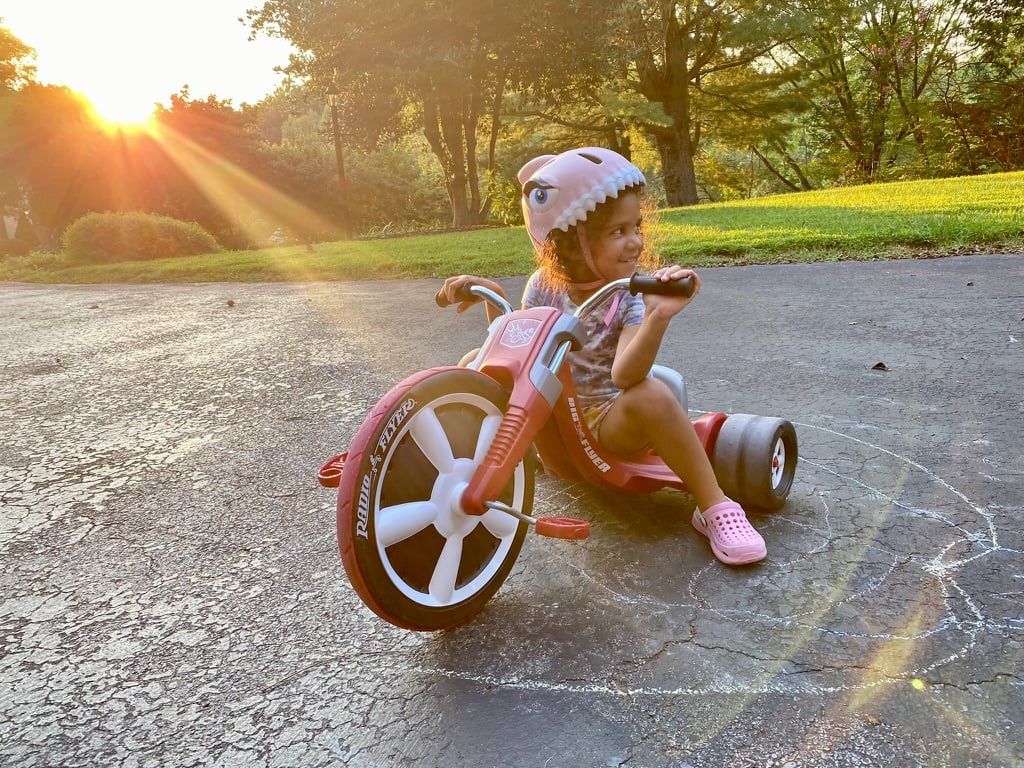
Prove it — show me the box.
[643,266,700,320]
[442,275,505,313]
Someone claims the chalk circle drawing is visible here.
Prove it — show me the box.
[436,418,1022,698]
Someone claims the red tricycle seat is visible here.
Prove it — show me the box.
[533,368,727,495]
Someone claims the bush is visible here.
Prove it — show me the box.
[344,140,449,232]
[61,212,221,264]
[485,169,524,227]
[0,250,69,277]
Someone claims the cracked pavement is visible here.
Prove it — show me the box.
[1,253,1022,767]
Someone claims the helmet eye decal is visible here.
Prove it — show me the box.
[578,152,603,164]
[524,181,559,213]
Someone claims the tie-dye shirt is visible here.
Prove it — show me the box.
[521,271,646,414]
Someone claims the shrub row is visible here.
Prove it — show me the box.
[61,212,221,264]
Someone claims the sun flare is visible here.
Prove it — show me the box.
[85,89,157,129]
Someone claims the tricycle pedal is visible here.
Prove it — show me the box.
[484,500,591,540]
[317,452,348,488]
[536,516,590,540]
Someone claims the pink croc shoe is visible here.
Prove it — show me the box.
[692,500,767,565]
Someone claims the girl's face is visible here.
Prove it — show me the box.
[589,192,644,283]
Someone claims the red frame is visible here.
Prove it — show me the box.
[460,308,728,514]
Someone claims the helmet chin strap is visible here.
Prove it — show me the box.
[568,223,606,291]
[570,223,623,326]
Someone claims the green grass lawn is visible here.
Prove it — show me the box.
[3,171,1022,283]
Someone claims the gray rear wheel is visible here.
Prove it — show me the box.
[712,414,797,512]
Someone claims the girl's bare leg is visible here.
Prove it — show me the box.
[597,378,726,511]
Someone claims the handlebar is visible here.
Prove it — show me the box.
[435,284,514,315]
[435,285,471,307]
[438,274,696,379]
[627,273,695,298]
[574,274,695,320]
[436,273,694,319]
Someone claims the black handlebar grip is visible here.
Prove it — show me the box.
[434,285,476,308]
[628,273,696,298]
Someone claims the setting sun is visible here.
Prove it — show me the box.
[85,88,157,128]
[1,1,293,118]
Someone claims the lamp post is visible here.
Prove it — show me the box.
[325,82,351,238]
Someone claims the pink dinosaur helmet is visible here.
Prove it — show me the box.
[518,147,646,253]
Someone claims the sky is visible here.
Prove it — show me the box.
[1,1,296,122]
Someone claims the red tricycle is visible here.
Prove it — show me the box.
[318,275,797,630]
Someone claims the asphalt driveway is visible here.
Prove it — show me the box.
[1,253,1022,767]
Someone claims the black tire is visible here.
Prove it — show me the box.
[712,414,797,512]
[338,367,534,630]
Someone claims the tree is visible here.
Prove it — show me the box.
[0,22,35,93]
[3,85,110,246]
[774,0,971,182]
[248,0,610,227]
[0,23,37,238]
[620,0,806,206]
[937,0,1024,171]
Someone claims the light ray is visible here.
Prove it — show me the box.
[847,609,927,711]
[149,122,341,260]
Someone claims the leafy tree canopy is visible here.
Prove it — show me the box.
[0,22,36,92]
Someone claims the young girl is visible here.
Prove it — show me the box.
[440,147,767,565]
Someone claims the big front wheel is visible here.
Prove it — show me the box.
[337,367,534,631]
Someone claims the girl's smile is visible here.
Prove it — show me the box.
[591,192,644,281]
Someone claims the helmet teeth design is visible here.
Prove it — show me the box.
[519,147,646,251]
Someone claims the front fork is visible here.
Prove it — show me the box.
[459,339,573,515]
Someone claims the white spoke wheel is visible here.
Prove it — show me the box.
[711,414,798,512]
[337,367,534,631]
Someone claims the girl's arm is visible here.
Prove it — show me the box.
[610,266,700,389]
[610,317,668,389]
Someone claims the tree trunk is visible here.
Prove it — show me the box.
[632,3,699,207]
[479,67,505,223]
[438,93,470,227]
[751,145,800,191]
[769,138,815,190]
[656,126,699,206]
[423,91,476,227]
[606,123,631,160]
[446,178,473,227]
[464,90,482,223]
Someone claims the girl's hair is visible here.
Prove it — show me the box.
[535,186,662,293]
